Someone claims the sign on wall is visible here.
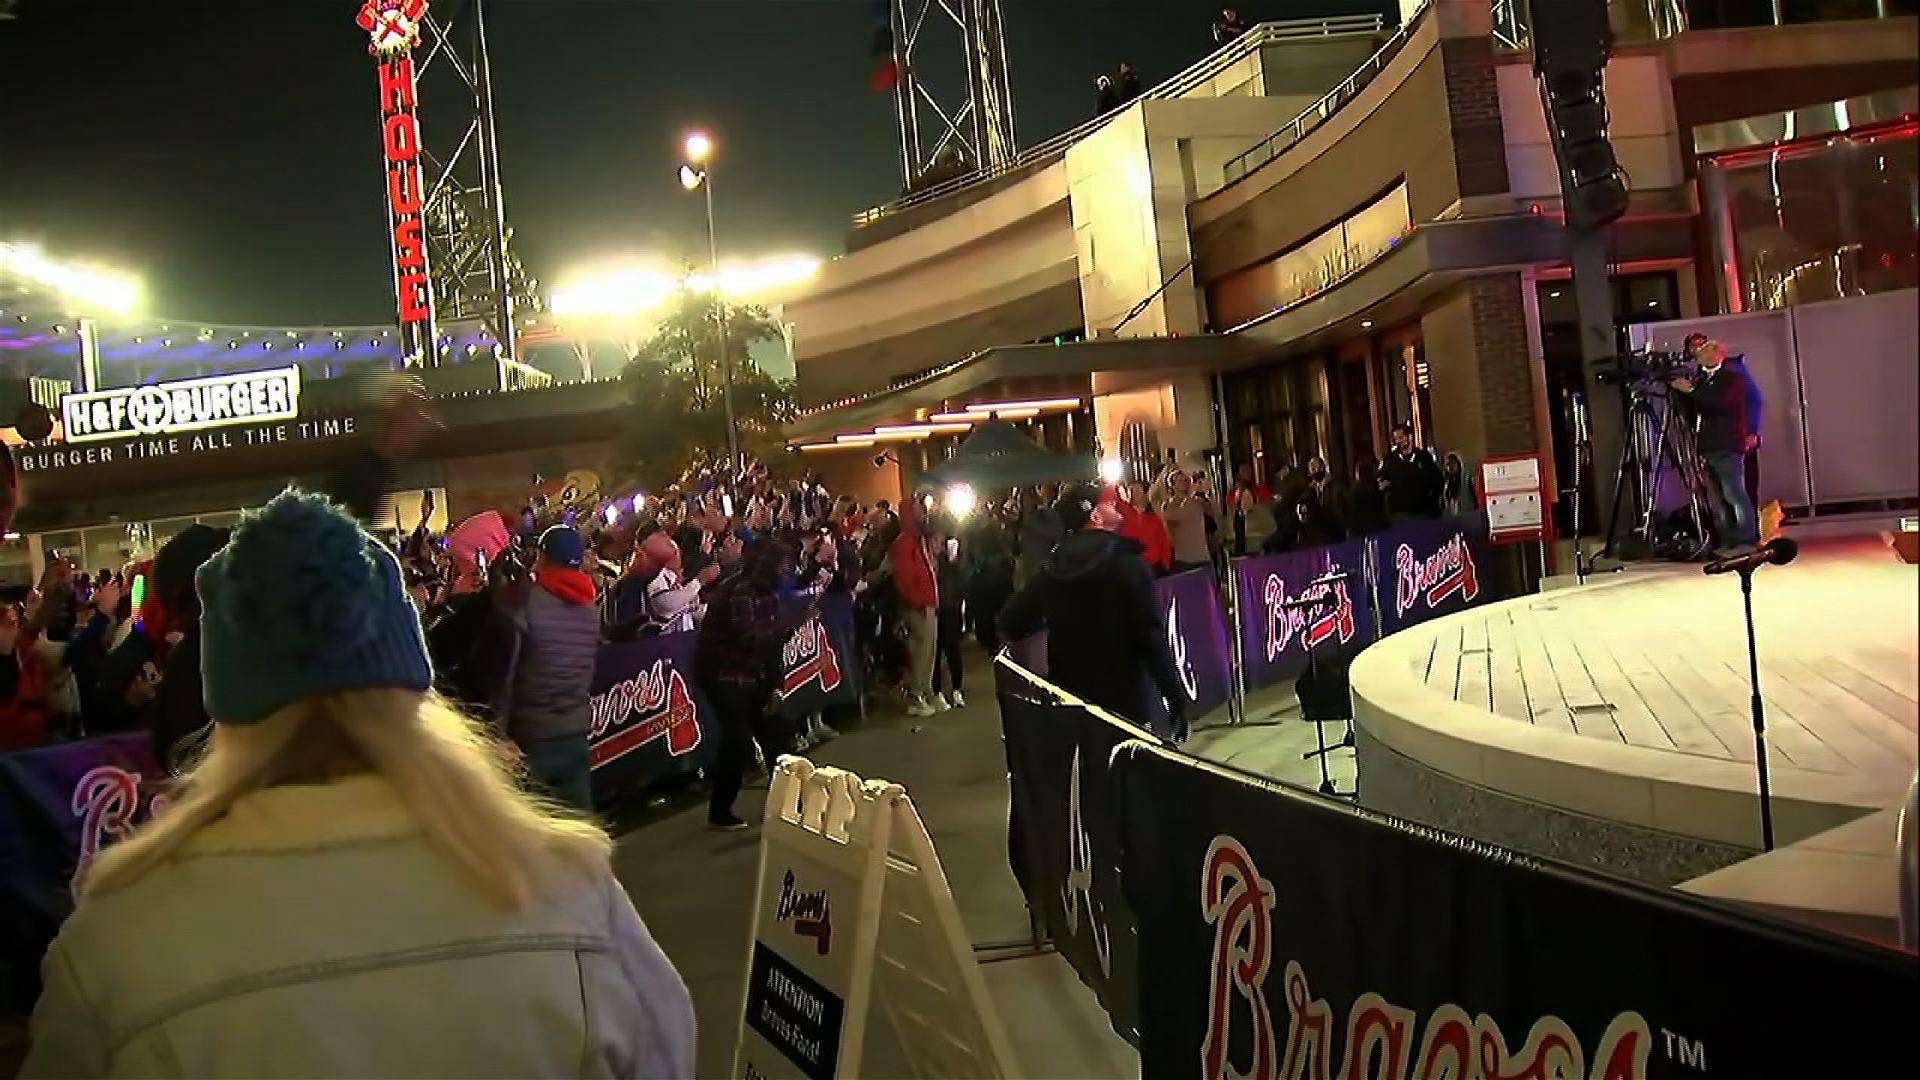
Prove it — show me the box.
[359,0,438,355]
[59,366,302,444]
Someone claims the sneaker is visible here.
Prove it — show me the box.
[906,700,937,718]
[931,696,951,713]
[708,813,750,831]
[948,691,967,709]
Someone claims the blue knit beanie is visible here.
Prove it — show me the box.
[196,489,432,725]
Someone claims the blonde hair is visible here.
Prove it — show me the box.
[84,689,611,910]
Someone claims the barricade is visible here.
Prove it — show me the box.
[994,656,1151,1047]
[1110,737,1915,1078]
[0,733,169,1013]
[732,757,1016,1079]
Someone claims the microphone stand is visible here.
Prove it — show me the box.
[1287,580,1353,799]
[1737,564,1776,851]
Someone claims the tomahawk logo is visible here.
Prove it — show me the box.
[1060,746,1113,977]
[588,660,701,766]
[1394,535,1480,618]
[1198,836,1653,1080]
[357,0,428,53]
[1165,596,1200,701]
[1261,573,1356,660]
[71,766,143,894]
[776,869,832,956]
[781,616,843,697]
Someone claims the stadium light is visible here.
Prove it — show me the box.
[548,255,821,319]
[0,242,141,315]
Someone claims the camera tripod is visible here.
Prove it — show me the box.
[1599,381,1713,562]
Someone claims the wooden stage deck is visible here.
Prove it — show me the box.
[1406,537,1917,796]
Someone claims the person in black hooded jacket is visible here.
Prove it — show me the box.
[997,483,1189,740]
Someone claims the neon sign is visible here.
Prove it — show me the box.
[359,1,435,344]
[59,366,302,444]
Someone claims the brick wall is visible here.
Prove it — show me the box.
[1420,273,1538,466]
[1440,35,1510,200]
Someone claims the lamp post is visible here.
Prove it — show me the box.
[680,132,739,477]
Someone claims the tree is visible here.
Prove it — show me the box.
[614,289,796,489]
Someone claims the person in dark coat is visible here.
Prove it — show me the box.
[488,525,602,811]
[1378,422,1443,520]
[998,484,1189,741]
[1093,74,1122,117]
[129,525,229,773]
[1345,455,1389,537]
[1671,335,1760,553]
[1117,62,1144,103]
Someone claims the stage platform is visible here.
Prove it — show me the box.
[1351,536,1917,903]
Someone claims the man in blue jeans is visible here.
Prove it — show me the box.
[1670,336,1760,555]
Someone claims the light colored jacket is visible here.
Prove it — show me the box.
[24,775,695,1078]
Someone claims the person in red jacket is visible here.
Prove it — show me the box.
[1117,480,1174,575]
[889,498,942,717]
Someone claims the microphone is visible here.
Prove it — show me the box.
[1704,537,1799,576]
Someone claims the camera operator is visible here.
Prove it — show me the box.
[1669,335,1760,555]
[1684,331,1764,508]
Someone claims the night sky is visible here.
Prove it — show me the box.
[0,0,1391,326]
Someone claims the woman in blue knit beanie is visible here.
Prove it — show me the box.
[25,490,694,1078]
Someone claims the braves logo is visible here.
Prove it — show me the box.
[1165,597,1200,701]
[1261,574,1356,661]
[776,870,833,956]
[1395,535,1480,618]
[71,766,143,893]
[1199,836,1653,1080]
[588,660,701,767]
[781,617,843,698]
[1061,746,1113,977]
[356,0,429,54]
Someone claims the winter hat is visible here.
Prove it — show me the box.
[196,489,432,726]
[538,524,586,569]
[1053,481,1106,532]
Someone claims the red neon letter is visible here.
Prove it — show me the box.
[387,163,421,215]
[397,273,431,324]
[382,112,418,163]
[393,217,426,270]
[376,57,416,114]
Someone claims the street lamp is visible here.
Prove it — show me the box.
[679,131,739,477]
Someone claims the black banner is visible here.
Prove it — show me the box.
[776,591,862,724]
[995,657,1146,1047]
[0,734,169,1013]
[587,631,717,806]
[1111,739,1916,1079]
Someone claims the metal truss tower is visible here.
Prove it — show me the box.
[374,0,537,366]
[889,0,1020,187]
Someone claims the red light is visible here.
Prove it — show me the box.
[1529,203,1543,216]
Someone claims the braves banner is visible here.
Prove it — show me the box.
[0,733,170,1012]
[995,657,1145,1048]
[776,591,862,723]
[1142,568,1234,736]
[588,631,717,805]
[1368,514,1495,637]
[1111,739,1914,1079]
[1232,539,1374,688]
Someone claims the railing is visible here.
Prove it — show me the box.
[1491,0,1903,52]
[1220,2,1432,187]
[850,14,1385,228]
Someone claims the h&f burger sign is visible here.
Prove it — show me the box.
[18,366,358,473]
[60,366,302,443]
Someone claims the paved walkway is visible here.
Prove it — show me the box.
[609,674,1134,1079]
